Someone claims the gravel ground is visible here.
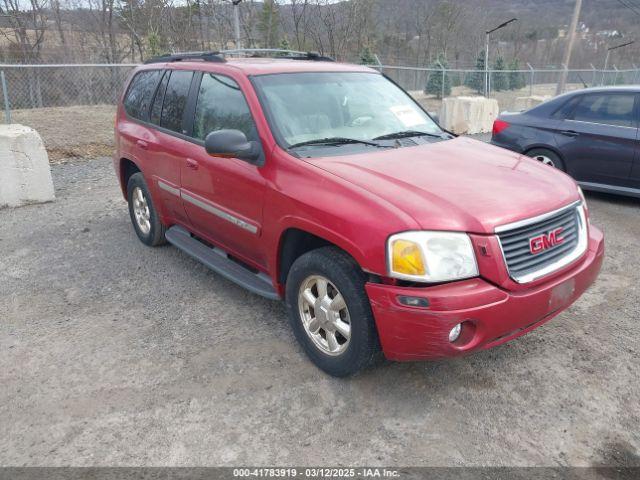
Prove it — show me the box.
[1,157,639,467]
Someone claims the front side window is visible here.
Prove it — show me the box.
[193,73,258,141]
[252,72,443,154]
[160,70,193,133]
[124,70,163,121]
[571,93,636,127]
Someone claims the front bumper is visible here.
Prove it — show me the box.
[366,226,604,361]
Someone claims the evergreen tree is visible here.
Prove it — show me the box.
[425,53,451,99]
[359,46,376,65]
[146,30,166,58]
[258,0,279,48]
[508,59,526,90]
[464,51,486,94]
[277,38,291,55]
[492,56,509,91]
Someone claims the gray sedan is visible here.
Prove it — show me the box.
[491,86,640,198]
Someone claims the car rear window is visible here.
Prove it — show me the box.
[571,93,636,128]
[160,70,194,134]
[123,70,163,121]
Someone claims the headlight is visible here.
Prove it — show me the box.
[387,231,479,283]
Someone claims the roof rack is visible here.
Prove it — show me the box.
[144,49,335,65]
[220,48,335,62]
[144,51,225,64]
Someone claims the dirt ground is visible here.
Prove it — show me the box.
[11,105,116,162]
[1,156,639,466]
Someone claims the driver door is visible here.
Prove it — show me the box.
[180,72,267,269]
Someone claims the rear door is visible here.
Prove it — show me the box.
[119,69,186,221]
[143,68,195,224]
[554,92,637,187]
[179,71,268,269]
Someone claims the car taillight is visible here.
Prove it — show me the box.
[492,119,511,137]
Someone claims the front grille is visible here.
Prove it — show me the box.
[497,203,585,283]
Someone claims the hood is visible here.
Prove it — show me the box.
[306,137,580,234]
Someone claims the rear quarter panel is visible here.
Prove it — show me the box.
[492,113,562,155]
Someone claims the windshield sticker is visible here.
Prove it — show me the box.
[390,105,426,128]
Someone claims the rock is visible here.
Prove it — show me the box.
[0,124,55,207]
[439,96,500,134]
[514,95,552,111]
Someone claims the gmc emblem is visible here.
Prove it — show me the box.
[529,227,565,255]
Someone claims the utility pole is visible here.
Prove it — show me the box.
[232,0,242,50]
[485,18,518,97]
[556,0,583,95]
[602,41,635,85]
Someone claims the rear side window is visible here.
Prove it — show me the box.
[570,93,636,127]
[193,73,258,141]
[124,70,163,120]
[160,70,194,134]
[150,71,169,125]
[552,96,580,119]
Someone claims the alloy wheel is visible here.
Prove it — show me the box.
[298,275,351,356]
[132,186,151,235]
[532,154,556,167]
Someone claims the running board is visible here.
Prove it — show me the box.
[165,226,280,300]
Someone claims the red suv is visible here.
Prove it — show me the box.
[114,51,604,376]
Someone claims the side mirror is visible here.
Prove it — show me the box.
[204,129,261,163]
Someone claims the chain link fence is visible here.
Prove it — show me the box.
[375,64,640,114]
[380,66,640,94]
[0,64,135,161]
[0,63,638,160]
[0,64,136,110]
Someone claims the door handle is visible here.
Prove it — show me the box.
[186,158,199,170]
[136,139,149,149]
[560,130,580,137]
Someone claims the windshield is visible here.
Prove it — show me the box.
[252,72,443,153]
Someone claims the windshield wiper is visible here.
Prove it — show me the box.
[288,137,383,149]
[373,130,444,141]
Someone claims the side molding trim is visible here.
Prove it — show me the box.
[157,180,180,197]
[182,192,259,234]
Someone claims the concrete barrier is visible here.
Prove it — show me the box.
[439,96,500,134]
[0,124,55,207]
[514,95,551,111]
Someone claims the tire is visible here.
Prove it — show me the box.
[127,172,166,247]
[285,246,381,377]
[526,148,565,171]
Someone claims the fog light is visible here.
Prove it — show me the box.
[449,323,462,343]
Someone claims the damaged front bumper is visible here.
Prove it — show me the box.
[366,226,604,361]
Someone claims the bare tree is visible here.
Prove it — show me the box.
[289,0,309,51]
[0,0,48,63]
[0,0,48,106]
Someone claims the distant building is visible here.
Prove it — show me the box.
[596,30,623,39]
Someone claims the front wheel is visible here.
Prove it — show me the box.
[285,247,381,377]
